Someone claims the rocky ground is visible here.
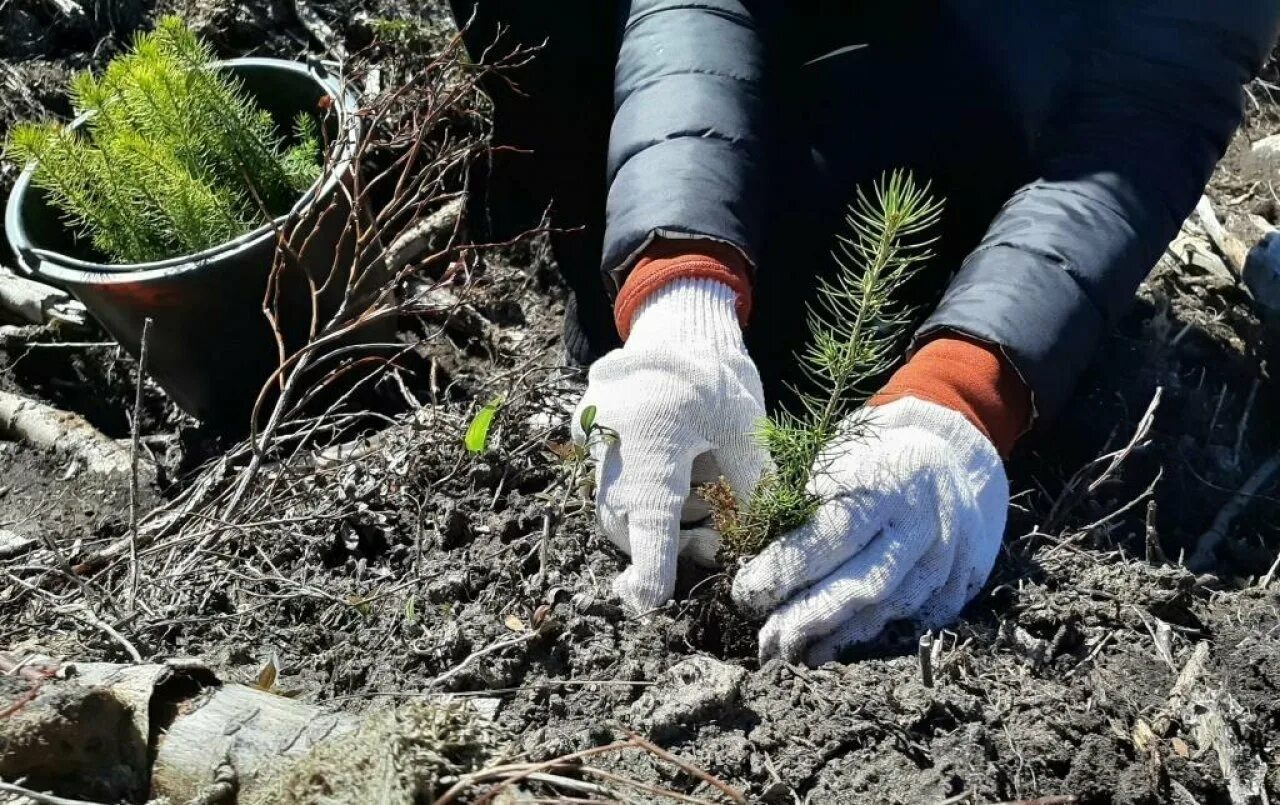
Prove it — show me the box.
[2,3,1280,804]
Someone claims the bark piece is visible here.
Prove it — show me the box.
[1187,689,1268,805]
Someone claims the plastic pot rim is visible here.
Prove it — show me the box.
[3,57,361,287]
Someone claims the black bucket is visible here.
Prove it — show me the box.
[4,58,382,429]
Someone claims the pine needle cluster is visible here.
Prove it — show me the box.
[711,170,943,558]
[4,16,322,264]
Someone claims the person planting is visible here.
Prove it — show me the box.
[453,3,1279,664]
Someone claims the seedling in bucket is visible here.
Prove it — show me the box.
[3,18,364,427]
[6,16,322,264]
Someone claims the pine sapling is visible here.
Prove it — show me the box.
[709,170,943,558]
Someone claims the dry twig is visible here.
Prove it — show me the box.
[1040,387,1161,536]
[0,780,102,805]
[434,731,744,805]
[1190,444,1280,571]
[60,604,143,663]
[128,317,153,609]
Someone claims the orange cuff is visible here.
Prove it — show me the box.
[613,239,753,340]
[868,333,1033,457]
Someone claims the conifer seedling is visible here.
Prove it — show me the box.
[707,170,943,558]
[4,16,323,264]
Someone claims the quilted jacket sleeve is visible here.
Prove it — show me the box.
[602,0,772,292]
[920,2,1280,419]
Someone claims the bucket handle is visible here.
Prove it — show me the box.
[13,245,76,292]
[14,246,44,279]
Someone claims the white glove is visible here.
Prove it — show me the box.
[573,277,769,613]
[731,396,1007,665]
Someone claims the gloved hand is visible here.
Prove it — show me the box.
[573,276,769,613]
[731,396,1008,665]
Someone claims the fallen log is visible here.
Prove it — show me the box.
[0,656,358,803]
[0,655,502,804]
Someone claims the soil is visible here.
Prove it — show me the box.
[3,4,1280,804]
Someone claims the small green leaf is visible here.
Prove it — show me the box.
[404,594,418,624]
[464,396,503,454]
[579,404,598,435]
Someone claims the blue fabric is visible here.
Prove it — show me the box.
[605,0,1279,418]
[604,0,771,281]
[452,1,1279,419]
[917,2,1279,416]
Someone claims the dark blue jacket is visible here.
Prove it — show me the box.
[603,2,1280,418]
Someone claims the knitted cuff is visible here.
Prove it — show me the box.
[868,333,1033,457]
[614,239,752,341]
[628,277,745,350]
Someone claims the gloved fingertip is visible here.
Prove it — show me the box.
[757,618,783,663]
[612,566,673,615]
[807,627,862,667]
[730,562,781,616]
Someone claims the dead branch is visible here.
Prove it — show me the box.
[40,0,84,18]
[0,780,101,805]
[222,35,527,520]
[0,389,139,477]
[1189,445,1280,572]
[575,765,718,804]
[384,196,465,275]
[1041,387,1161,535]
[71,453,231,574]
[0,265,83,326]
[291,0,347,60]
[1087,386,1162,495]
[436,733,738,805]
[625,731,747,804]
[59,604,143,663]
[0,529,37,560]
[418,628,542,690]
[1194,196,1251,277]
